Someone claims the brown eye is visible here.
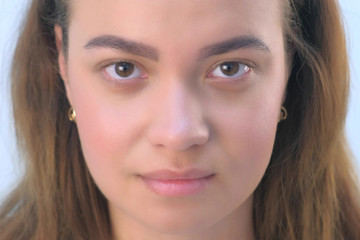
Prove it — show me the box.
[211,62,250,78]
[220,62,240,76]
[115,62,135,77]
[104,61,143,80]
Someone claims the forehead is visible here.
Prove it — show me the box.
[68,0,284,54]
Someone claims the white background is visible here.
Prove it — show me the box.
[1,0,360,200]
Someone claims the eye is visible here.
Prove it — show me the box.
[104,61,145,80]
[209,62,250,79]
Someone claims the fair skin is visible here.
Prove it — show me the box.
[56,0,288,239]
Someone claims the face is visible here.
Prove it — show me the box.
[57,0,288,238]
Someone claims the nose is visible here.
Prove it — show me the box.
[146,82,210,151]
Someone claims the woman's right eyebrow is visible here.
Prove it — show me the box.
[84,35,160,61]
[83,35,270,61]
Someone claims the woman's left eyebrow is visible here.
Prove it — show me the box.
[198,36,270,60]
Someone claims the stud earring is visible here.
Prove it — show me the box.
[280,106,288,121]
[68,107,76,122]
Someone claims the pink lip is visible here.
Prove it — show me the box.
[140,169,215,196]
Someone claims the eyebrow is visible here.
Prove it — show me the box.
[84,35,159,61]
[84,35,270,61]
[198,36,270,60]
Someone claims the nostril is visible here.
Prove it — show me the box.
[146,119,210,151]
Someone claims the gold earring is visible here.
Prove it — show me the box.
[68,107,76,122]
[280,106,288,121]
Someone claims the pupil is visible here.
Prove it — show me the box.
[220,62,239,76]
[115,62,134,77]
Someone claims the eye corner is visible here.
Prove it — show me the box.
[95,59,149,91]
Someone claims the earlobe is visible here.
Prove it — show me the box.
[54,25,73,105]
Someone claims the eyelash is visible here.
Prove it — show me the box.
[207,61,252,80]
[98,59,253,86]
[99,60,147,84]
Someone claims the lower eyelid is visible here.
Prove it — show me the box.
[100,71,145,89]
[206,69,255,91]
[99,66,149,91]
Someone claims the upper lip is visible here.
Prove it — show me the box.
[140,169,214,180]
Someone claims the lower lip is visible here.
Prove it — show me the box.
[141,175,214,196]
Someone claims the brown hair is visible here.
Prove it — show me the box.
[1,0,359,239]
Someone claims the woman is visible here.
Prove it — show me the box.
[0,0,359,239]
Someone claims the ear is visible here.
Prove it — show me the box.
[282,49,294,105]
[54,25,73,105]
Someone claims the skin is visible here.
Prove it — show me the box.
[56,0,289,239]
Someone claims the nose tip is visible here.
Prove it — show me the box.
[147,84,210,151]
[146,82,210,151]
[147,114,210,151]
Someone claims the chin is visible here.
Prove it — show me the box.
[139,210,217,236]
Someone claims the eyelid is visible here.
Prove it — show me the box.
[96,59,148,91]
[95,58,146,72]
[206,59,255,78]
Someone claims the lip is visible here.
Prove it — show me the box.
[139,169,215,196]
[141,169,213,180]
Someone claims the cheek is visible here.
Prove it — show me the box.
[210,111,277,212]
[211,79,285,194]
[220,106,278,179]
[66,62,144,179]
[229,114,277,176]
[233,106,278,160]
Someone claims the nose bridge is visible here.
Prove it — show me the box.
[147,80,210,151]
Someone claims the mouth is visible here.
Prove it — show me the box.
[139,169,215,196]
